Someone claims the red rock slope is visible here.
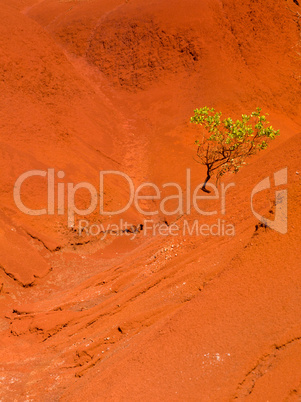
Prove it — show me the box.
[0,0,300,400]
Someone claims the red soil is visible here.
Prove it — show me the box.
[0,0,300,400]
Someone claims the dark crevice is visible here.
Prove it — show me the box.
[234,336,301,398]
[26,231,61,252]
[0,265,34,288]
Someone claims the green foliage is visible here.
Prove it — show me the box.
[191,106,280,187]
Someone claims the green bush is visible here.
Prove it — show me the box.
[191,107,280,192]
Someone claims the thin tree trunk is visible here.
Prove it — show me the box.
[202,165,211,193]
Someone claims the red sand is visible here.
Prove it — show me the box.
[0,0,300,399]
